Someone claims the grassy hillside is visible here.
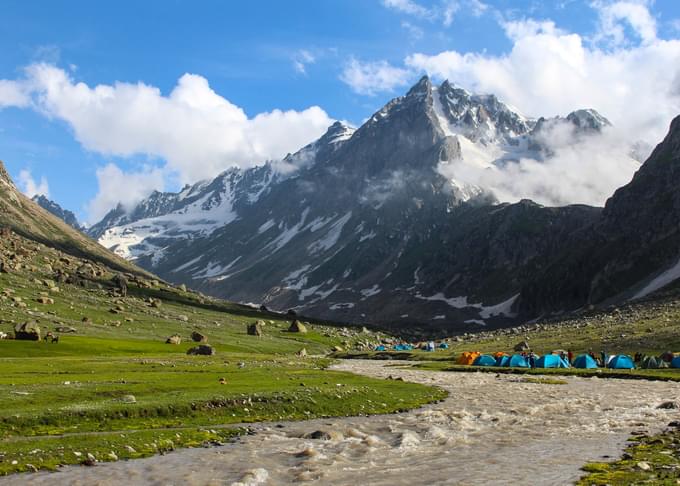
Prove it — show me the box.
[0,226,446,475]
[0,161,150,277]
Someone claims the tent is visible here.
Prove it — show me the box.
[641,356,662,369]
[536,354,570,368]
[393,344,414,351]
[671,356,680,369]
[496,355,511,367]
[456,352,480,365]
[439,343,449,349]
[508,354,529,368]
[473,354,497,367]
[573,354,598,369]
[494,351,508,358]
[607,355,635,369]
[374,345,386,351]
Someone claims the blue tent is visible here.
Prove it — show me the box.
[536,354,570,368]
[439,343,449,349]
[508,354,529,368]
[672,356,680,369]
[573,354,598,369]
[473,354,497,367]
[607,355,635,369]
[393,344,414,351]
[374,345,386,351]
[496,355,511,367]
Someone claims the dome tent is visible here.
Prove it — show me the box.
[573,354,598,369]
[496,355,511,367]
[473,354,497,366]
[457,352,480,365]
[535,354,570,368]
[508,354,529,368]
[607,355,635,369]
[671,356,680,368]
[641,356,667,369]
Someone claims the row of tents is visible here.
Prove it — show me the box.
[456,351,641,369]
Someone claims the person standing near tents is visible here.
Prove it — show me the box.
[567,349,574,364]
[529,352,536,369]
[601,349,607,367]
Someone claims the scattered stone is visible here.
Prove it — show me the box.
[219,377,227,385]
[247,321,264,336]
[120,395,137,403]
[178,315,189,322]
[178,284,187,292]
[637,461,651,471]
[14,321,41,341]
[82,453,97,466]
[304,430,344,441]
[55,326,77,333]
[191,331,207,343]
[288,320,307,333]
[514,341,530,352]
[657,401,680,410]
[165,334,182,345]
[187,344,215,356]
[297,348,307,358]
[36,296,54,305]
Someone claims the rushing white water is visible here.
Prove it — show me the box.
[7,360,680,485]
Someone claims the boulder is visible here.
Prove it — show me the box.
[14,321,41,341]
[191,331,208,343]
[514,341,530,352]
[55,326,77,333]
[166,334,182,345]
[187,344,215,356]
[297,348,308,358]
[247,321,264,336]
[289,320,308,333]
[36,296,54,305]
[178,284,187,292]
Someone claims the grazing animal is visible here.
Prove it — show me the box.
[51,335,59,343]
[43,332,54,342]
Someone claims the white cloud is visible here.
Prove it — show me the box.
[340,58,412,95]
[0,64,335,221]
[440,123,640,207]
[442,1,461,27]
[382,0,431,18]
[383,0,489,25]
[401,21,424,40]
[591,0,657,46]
[405,13,680,145]
[0,80,29,108]
[293,50,316,75]
[18,170,49,198]
[86,163,165,223]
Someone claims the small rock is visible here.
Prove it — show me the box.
[191,331,207,343]
[637,461,651,471]
[120,395,137,403]
[187,344,215,356]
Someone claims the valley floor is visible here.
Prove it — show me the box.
[7,359,679,485]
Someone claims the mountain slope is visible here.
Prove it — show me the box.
[87,77,623,330]
[0,161,151,277]
[518,114,680,315]
[32,194,83,230]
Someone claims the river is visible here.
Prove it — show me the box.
[8,360,680,485]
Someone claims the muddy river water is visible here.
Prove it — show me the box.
[9,360,680,485]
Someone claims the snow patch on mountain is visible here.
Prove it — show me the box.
[633,257,680,299]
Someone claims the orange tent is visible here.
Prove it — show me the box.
[494,351,508,358]
[456,351,481,365]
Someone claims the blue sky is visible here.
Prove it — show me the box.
[1,0,679,222]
